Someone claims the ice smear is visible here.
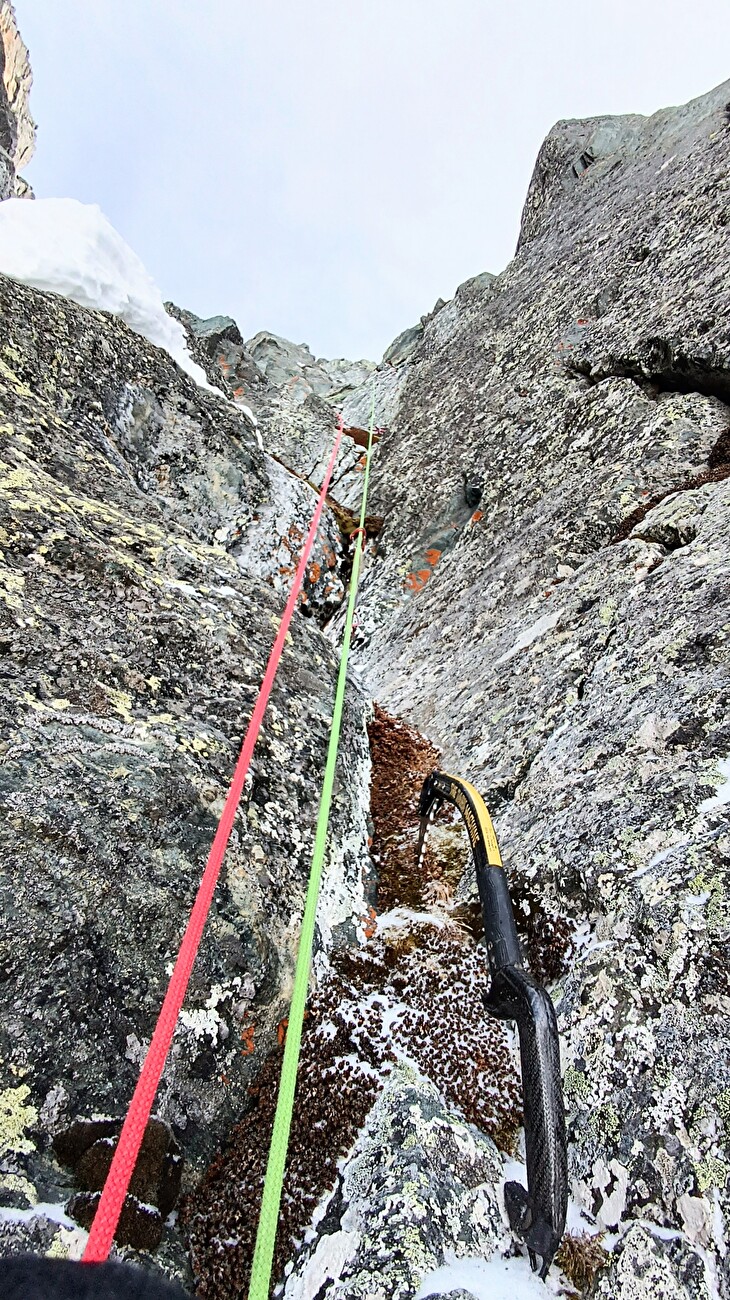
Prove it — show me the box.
[0,197,210,389]
[416,1254,559,1300]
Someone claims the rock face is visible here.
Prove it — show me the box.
[246,330,374,409]
[165,302,268,403]
[1,12,729,1298]
[282,1063,504,1300]
[345,78,730,1298]
[165,309,381,509]
[0,273,371,1267]
[0,1,35,198]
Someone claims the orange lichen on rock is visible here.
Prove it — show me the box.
[362,905,377,939]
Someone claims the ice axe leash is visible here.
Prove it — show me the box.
[416,771,568,1279]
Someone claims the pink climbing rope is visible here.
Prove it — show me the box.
[83,417,345,1263]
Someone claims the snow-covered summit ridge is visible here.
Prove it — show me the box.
[0,197,210,387]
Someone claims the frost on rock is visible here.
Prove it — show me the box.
[283,1063,504,1300]
[231,452,348,620]
[183,917,520,1299]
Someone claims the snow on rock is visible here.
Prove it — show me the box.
[416,1253,554,1300]
[282,1062,505,1300]
[0,198,209,387]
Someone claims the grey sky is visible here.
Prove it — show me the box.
[15,1,730,361]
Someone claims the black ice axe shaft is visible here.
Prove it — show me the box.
[416,770,567,1279]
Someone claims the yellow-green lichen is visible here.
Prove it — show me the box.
[0,1172,38,1206]
[689,867,727,936]
[178,733,223,756]
[694,1154,730,1193]
[564,1065,593,1103]
[0,566,25,609]
[0,1085,38,1157]
[716,1088,730,1126]
[587,1104,620,1141]
[97,686,134,723]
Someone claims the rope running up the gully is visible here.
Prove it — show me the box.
[82,419,345,1263]
[247,385,377,1300]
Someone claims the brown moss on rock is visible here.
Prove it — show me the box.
[183,706,528,1298]
[367,703,443,909]
[182,917,521,1298]
[556,1231,609,1293]
[181,1031,377,1299]
[56,1117,183,1251]
[68,1190,165,1252]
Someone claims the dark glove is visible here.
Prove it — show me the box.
[0,1255,188,1299]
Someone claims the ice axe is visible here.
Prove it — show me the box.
[416,770,568,1279]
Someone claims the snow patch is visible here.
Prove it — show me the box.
[0,198,211,389]
[416,1254,557,1300]
[283,1228,359,1300]
[376,906,448,932]
[593,1157,629,1231]
[0,1200,78,1228]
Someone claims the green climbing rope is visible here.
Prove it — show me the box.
[247,390,377,1300]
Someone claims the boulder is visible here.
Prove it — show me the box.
[282,1063,504,1300]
